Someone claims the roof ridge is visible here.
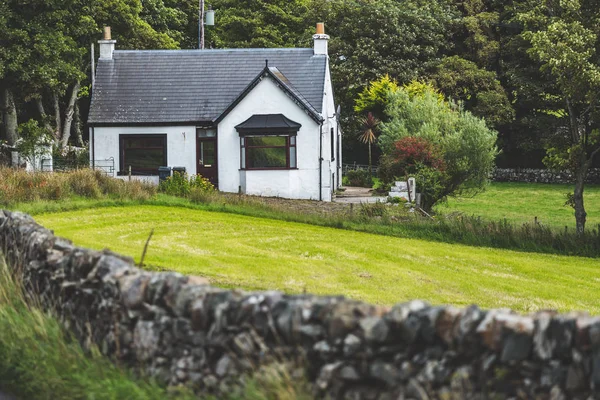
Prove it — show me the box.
[114,48,314,54]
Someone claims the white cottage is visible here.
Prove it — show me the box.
[88,24,341,201]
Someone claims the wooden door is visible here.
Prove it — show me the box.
[197,137,218,186]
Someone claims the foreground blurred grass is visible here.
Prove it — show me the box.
[0,256,194,400]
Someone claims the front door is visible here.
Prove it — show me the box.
[197,136,218,186]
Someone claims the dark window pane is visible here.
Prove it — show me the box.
[121,135,166,174]
[201,141,215,166]
[246,136,286,147]
[247,147,287,168]
[124,138,164,148]
[124,149,164,169]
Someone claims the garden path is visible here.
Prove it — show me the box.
[335,186,386,204]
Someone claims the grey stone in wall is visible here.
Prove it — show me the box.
[1,209,600,398]
[493,168,600,184]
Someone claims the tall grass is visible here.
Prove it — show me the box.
[0,254,311,399]
[0,256,193,399]
[0,167,156,205]
[3,169,599,257]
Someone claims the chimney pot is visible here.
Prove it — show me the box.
[103,26,112,40]
[316,23,325,35]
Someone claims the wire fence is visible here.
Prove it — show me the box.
[41,158,115,176]
[342,163,378,175]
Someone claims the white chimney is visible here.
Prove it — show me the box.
[99,26,116,60]
[313,23,329,56]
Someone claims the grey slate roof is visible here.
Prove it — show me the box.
[88,48,327,125]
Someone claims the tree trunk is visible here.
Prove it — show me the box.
[73,99,84,146]
[52,92,62,143]
[368,143,372,176]
[35,97,54,134]
[59,82,80,149]
[1,88,19,146]
[573,154,589,235]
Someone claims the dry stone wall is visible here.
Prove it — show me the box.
[493,168,600,184]
[1,209,600,399]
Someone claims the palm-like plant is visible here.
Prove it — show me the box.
[357,112,381,176]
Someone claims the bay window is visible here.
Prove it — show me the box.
[241,135,297,170]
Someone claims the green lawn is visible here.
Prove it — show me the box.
[435,182,600,229]
[37,205,600,314]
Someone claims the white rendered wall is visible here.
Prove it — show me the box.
[320,57,341,199]
[91,125,197,185]
[218,76,322,201]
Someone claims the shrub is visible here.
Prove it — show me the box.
[389,137,445,172]
[159,172,191,196]
[67,170,103,198]
[378,81,498,211]
[345,169,373,187]
[189,174,215,192]
[159,172,215,197]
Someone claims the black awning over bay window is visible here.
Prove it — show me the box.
[235,114,302,135]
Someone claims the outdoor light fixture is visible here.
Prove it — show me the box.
[205,6,215,26]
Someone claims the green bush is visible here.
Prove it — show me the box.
[345,169,373,187]
[159,172,215,197]
[378,81,498,211]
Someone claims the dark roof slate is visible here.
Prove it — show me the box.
[88,48,327,125]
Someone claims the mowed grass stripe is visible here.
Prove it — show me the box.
[37,205,600,313]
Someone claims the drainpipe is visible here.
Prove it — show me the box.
[318,121,323,201]
[90,126,95,170]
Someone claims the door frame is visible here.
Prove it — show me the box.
[196,127,219,189]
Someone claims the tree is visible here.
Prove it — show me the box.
[0,0,180,151]
[519,0,600,233]
[379,82,498,210]
[432,56,514,128]
[310,0,456,164]
[199,0,310,49]
[357,112,380,176]
[354,75,399,121]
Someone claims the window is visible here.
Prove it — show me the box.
[119,134,167,175]
[241,135,297,170]
[330,128,335,160]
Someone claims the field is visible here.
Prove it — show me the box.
[436,182,600,228]
[37,205,600,314]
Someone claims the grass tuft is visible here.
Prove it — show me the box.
[0,167,156,205]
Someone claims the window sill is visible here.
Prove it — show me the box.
[117,171,159,176]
